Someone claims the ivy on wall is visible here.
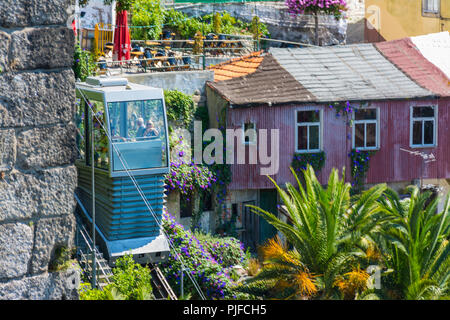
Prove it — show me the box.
[348,149,377,193]
[163,90,195,129]
[291,151,326,174]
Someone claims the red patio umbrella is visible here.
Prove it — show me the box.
[113,10,131,62]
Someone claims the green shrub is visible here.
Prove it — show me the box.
[195,232,248,268]
[131,0,164,40]
[164,90,195,128]
[79,254,154,300]
[161,212,241,299]
[73,44,96,81]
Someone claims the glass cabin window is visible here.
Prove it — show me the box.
[107,99,168,171]
[75,98,85,160]
[296,110,321,152]
[91,99,109,170]
[353,108,379,150]
[411,106,437,147]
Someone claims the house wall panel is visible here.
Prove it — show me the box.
[228,99,449,190]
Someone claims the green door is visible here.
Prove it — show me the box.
[258,189,278,245]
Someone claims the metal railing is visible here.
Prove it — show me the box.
[75,207,113,289]
[95,53,206,74]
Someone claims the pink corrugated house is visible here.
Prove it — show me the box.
[206,33,450,249]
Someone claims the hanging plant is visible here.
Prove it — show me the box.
[348,149,377,193]
[285,0,348,19]
[291,151,326,174]
[328,100,354,126]
[328,101,371,126]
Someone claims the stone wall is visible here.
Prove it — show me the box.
[0,0,79,299]
[126,70,214,107]
[176,2,348,45]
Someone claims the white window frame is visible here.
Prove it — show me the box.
[242,121,257,145]
[352,107,380,151]
[423,0,440,14]
[295,108,323,153]
[410,105,438,148]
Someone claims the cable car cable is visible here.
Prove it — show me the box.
[76,87,208,300]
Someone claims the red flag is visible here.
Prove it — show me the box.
[113,10,131,62]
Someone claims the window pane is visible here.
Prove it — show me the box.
[244,122,256,143]
[355,109,377,120]
[424,120,434,145]
[412,121,423,145]
[91,99,109,170]
[297,110,319,123]
[354,123,365,148]
[297,125,307,150]
[75,98,85,160]
[108,102,121,138]
[413,106,434,118]
[309,125,319,150]
[127,101,141,139]
[108,99,168,171]
[366,123,377,147]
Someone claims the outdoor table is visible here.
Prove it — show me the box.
[131,51,144,57]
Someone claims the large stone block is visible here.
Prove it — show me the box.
[0,129,16,171]
[0,223,33,280]
[0,69,75,128]
[30,215,76,274]
[0,0,74,28]
[0,166,77,222]
[0,268,80,300]
[10,26,74,71]
[16,124,77,170]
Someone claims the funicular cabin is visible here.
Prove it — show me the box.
[75,76,170,265]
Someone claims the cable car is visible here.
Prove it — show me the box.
[74,76,170,266]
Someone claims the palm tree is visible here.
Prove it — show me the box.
[374,186,450,299]
[236,235,318,299]
[239,165,387,299]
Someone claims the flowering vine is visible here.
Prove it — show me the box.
[286,0,348,19]
[161,212,248,299]
[165,134,215,198]
[291,151,326,175]
[348,149,377,193]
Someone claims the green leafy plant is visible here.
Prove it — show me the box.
[161,212,244,299]
[213,12,222,34]
[194,232,248,268]
[164,90,195,129]
[48,246,77,272]
[73,44,96,81]
[349,149,377,193]
[241,165,387,299]
[79,254,154,300]
[373,187,450,300]
[131,0,164,40]
[291,151,326,174]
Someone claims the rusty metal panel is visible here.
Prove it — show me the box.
[227,99,449,190]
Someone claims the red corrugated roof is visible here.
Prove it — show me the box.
[375,38,450,97]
